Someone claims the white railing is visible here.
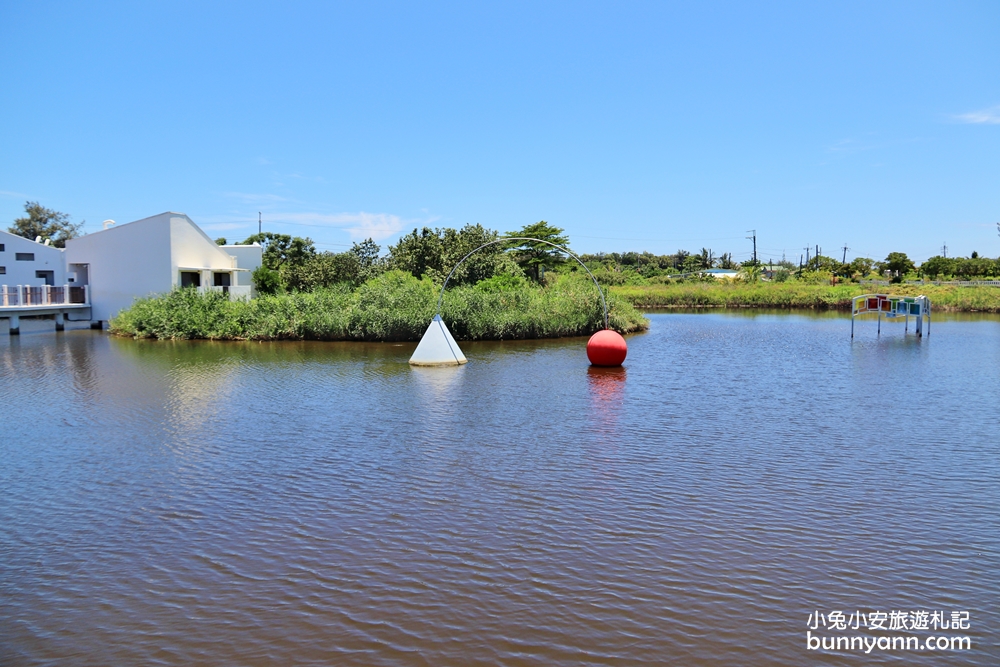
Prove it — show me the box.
[905,279,1000,287]
[0,284,89,308]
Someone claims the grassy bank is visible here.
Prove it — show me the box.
[611,282,1000,312]
[110,271,649,341]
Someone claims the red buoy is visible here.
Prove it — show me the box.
[587,329,628,366]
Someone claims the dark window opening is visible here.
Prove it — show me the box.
[213,272,231,287]
[36,270,55,286]
[0,266,6,275]
[16,252,34,261]
[0,243,5,251]
[180,271,201,288]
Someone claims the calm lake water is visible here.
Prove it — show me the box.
[2,312,999,666]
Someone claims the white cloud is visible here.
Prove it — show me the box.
[266,211,441,241]
[954,105,1000,124]
[0,189,31,199]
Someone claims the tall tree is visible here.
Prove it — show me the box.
[505,221,570,282]
[388,224,517,285]
[241,232,316,270]
[880,252,915,283]
[9,201,83,248]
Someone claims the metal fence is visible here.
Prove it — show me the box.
[1,285,89,307]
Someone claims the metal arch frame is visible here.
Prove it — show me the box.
[436,237,609,330]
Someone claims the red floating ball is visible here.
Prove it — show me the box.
[587,329,628,366]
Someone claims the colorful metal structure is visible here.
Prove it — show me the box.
[851,294,930,338]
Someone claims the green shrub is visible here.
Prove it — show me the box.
[110,271,648,341]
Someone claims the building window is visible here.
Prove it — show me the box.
[0,243,5,251]
[16,252,34,261]
[180,271,201,288]
[0,266,5,274]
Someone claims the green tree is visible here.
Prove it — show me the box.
[215,237,227,246]
[879,252,916,283]
[849,257,876,279]
[681,254,704,274]
[919,255,953,279]
[737,262,762,283]
[717,252,736,269]
[390,224,519,285]
[505,221,570,282]
[673,249,691,270]
[251,265,281,295]
[241,232,316,271]
[348,238,386,283]
[9,201,83,248]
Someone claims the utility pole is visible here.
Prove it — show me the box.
[799,254,803,270]
[942,242,948,258]
[842,244,850,264]
[804,246,811,266]
[816,244,820,260]
[258,212,262,236]
[746,230,757,264]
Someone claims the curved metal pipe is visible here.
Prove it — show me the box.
[436,237,609,331]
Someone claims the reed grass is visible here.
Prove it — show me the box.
[110,271,649,341]
[611,282,1000,312]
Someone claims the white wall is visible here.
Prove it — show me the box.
[0,230,67,287]
[169,215,238,281]
[222,244,262,288]
[64,214,173,321]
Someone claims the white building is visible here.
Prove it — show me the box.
[0,229,67,287]
[64,212,262,325]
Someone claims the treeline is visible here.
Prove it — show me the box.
[221,222,1000,292]
[229,220,569,294]
[580,250,1000,284]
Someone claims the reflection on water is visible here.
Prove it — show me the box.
[2,313,999,666]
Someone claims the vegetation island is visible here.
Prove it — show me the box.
[109,220,1000,341]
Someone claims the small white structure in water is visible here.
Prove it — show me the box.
[409,315,467,366]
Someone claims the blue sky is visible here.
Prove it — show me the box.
[1,1,997,264]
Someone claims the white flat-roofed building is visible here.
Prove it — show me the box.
[64,212,262,325]
[0,229,67,287]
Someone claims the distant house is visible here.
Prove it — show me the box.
[704,269,739,280]
[0,229,67,287]
[64,212,262,325]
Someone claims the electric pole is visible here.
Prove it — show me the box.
[816,244,820,260]
[804,246,811,266]
[259,212,262,236]
[842,244,850,264]
[942,243,947,258]
[746,230,757,264]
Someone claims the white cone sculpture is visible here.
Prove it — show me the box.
[409,315,467,366]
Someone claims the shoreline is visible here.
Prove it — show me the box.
[611,282,1000,313]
